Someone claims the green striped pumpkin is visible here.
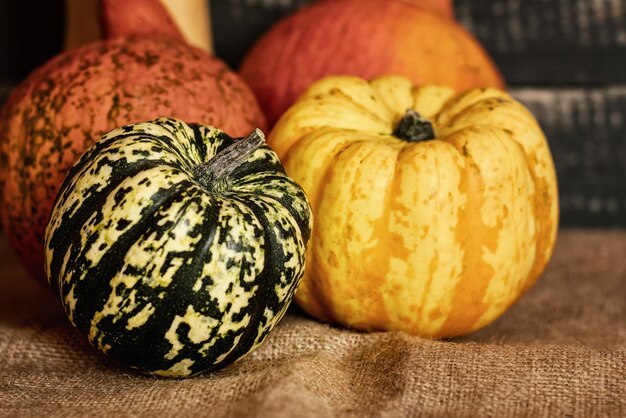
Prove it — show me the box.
[45,118,312,377]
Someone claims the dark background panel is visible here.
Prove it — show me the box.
[511,86,626,226]
[211,0,313,68]
[457,0,626,85]
[0,0,625,227]
[0,1,65,82]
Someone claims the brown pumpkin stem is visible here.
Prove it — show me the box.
[194,129,265,191]
[393,109,435,142]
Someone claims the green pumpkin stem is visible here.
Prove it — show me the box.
[195,128,265,190]
[393,109,435,142]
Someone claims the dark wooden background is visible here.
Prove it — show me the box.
[1,0,624,227]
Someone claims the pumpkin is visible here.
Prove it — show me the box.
[240,0,503,126]
[45,118,312,377]
[268,75,559,338]
[0,30,265,283]
[99,0,186,44]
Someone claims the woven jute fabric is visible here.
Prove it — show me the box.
[0,230,624,417]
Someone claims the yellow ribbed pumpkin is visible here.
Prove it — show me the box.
[268,75,559,338]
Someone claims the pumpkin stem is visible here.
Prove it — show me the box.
[194,129,265,191]
[393,109,435,142]
[99,0,186,42]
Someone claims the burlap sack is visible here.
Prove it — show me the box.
[1,230,624,417]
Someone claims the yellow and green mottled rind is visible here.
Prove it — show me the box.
[269,75,559,338]
[45,118,312,377]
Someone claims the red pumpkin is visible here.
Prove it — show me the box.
[0,7,265,282]
[240,0,504,126]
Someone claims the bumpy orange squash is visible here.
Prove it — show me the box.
[1,21,265,283]
[269,75,558,337]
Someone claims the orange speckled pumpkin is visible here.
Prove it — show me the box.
[0,34,265,283]
[268,75,558,338]
[240,0,503,126]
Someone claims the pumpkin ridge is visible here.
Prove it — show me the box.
[308,143,349,324]
[406,142,444,330]
[98,197,230,372]
[148,198,258,373]
[523,160,556,290]
[504,136,541,294]
[318,139,400,328]
[344,141,394,329]
[499,132,538,302]
[231,173,312,243]
[71,189,197,337]
[296,139,361,322]
[434,89,509,132]
[437,136,493,337]
[47,161,187,278]
[324,88,391,125]
[281,131,358,321]
[360,140,403,329]
[219,194,302,365]
[186,197,266,372]
[68,130,192,179]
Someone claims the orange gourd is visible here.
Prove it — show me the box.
[241,0,503,126]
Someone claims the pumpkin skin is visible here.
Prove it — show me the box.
[45,118,312,377]
[389,0,454,20]
[268,75,558,338]
[240,0,503,126]
[0,35,266,283]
